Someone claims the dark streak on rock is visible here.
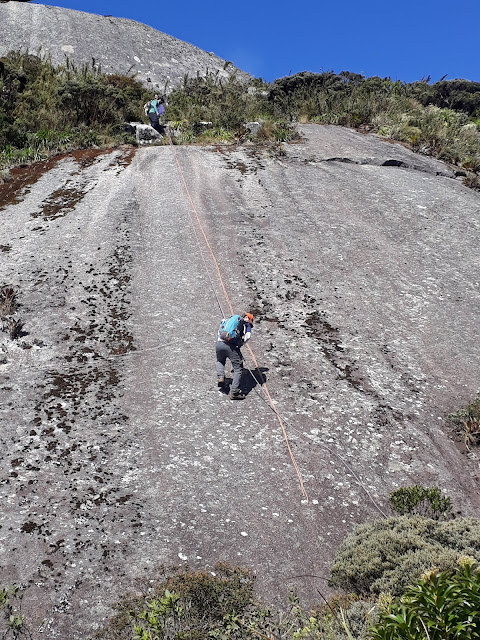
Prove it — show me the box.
[0,147,135,212]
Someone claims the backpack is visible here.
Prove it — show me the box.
[219,315,244,345]
[143,101,152,116]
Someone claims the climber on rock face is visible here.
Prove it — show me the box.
[143,94,166,133]
[215,313,253,400]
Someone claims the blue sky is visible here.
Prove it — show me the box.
[33,0,479,84]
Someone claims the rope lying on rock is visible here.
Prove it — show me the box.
[166,130,309,503]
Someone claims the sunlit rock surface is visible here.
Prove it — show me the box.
[0,125,479,638]
[0,2,250,90]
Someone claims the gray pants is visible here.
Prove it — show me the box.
[216,341,243,391]
[148,112,161,132]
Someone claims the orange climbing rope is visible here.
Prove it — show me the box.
[166,132,309,503]
[245,342,308,502]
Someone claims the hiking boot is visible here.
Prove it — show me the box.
[217,376,225,388]
[229,389,245,400]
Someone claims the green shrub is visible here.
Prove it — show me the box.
[369,557,480,640]
[0,585,29,639]
[95,563,272,640]
[388,485,452,520]
[97,565,376,640]
[328,516,480,596]
[266,71,480,185]
[95,548,480,639]
[0,51,150,172]
[292,594,378,640]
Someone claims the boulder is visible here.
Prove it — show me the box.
[125,122,164,144]
[245,121,264,136]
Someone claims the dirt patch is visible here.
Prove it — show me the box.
[0,157,62,210]
[0,147,126,211]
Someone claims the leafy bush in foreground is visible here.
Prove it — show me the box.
[329,515,480,596]
[370,557,480,640]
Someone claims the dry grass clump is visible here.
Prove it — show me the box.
[0,286,24,339]
[0,286,17,317]
[449,395,480,449]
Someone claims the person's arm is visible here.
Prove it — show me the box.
[243,323,252,344]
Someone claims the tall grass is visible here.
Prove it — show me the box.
[0,51,150,173]
[1,53,479,187]
[165,71,296,144]
[165,70,480,184]
[266,71,480,185]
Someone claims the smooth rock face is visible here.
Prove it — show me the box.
[0,2,250,90]
[0,125,480,638]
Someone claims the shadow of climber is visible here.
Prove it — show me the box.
[242,366,269,396]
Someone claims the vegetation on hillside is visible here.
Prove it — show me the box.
[92,562,376,639]
[4,553,478,639]
[64,487,479,639]
[167,70,480,187]
[165,72,297,145]
[1,52,480,188]
[0,51,149,177]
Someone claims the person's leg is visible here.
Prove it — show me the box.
[148,113,159,130]
[215,341,228,386]
[229,346,244,396]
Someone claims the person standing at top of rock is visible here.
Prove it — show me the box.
[216,313,254,400]
[143,94,166,133]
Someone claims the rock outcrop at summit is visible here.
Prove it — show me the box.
[0,2,250,91]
